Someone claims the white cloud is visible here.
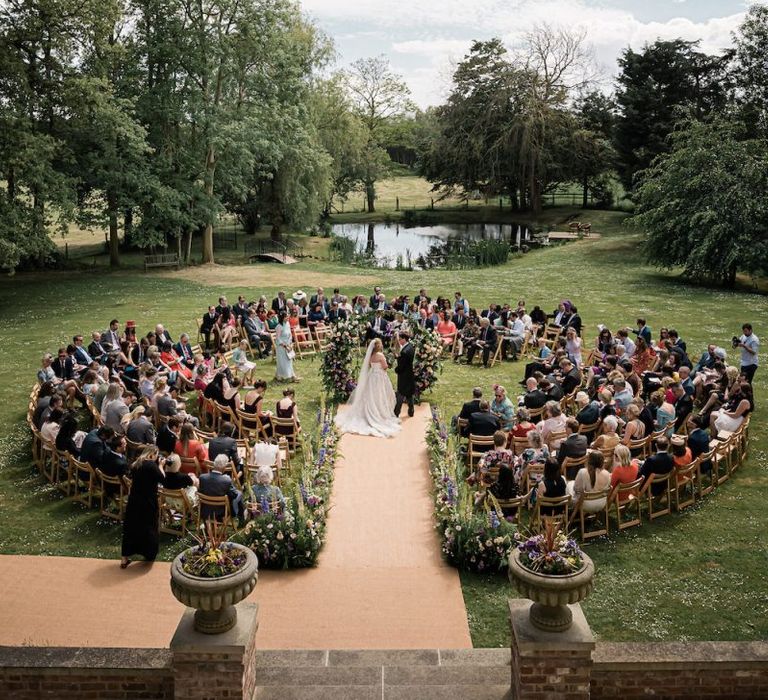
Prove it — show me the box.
[299,0,747,106]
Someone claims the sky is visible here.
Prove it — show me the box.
[298,0,766,107]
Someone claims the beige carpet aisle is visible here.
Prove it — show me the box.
[0,405,471,649]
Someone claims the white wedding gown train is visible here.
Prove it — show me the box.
[335,342,401,438]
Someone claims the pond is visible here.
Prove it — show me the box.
[330,222,534,269]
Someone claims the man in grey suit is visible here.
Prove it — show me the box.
[199,454,243,521]
[126,406,156,445]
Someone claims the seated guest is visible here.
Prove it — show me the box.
[232,340,256,387]
[101,435,129,479]
[537,401,566,449]
[637,436,674,496]
[208,421,243,475]
[592,415,621,452]
[521,429,550,469]
[557,418,588,476]
[80,425,115,469]
[436,311,457,347]
[598,388,616,420]
[466,317,497,367]
[366,310,389,342]
[575,391,599,426]
[174,422,208,466]
[173,334,195,369]
[157,416,182,455]
[535,458,567,514]
[468,400,501,448]
[55,412,84,459]
[540,377,564,402]
[567,450,610,514]
[616,328,636,358]
[670,434,693,482]
[252,465,286,510]
[711,381,753,436]
[199,454,243,522]
[88,331,110,363]
[522,377,547,413]
[651,390,676,437]
[458,387,483,428]
[610,445,639,500]
[687,415,711,460]
[621,404,646,447]
[275,388,300,436]
[81,369,101,397]
[200,306,219,349]
[38,352,80,404]
[490,385,515,431]
[162,453,199,506]
[243,380,272,433]
[33,383,56,428]
[244,308,272,358]
[126,405,156,446]
[508,408,536,440]
[612,378,634,410]
[104,388,132,434]
[557,357,581,396]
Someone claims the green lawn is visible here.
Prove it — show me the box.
[2,206,766,646]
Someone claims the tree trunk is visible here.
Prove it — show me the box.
[184,229,193,264]
[7,166,14,201]
[124,208,133,244]
[365,180,376,213]
[366,222,375,254]
[107,189,120,267]
[724,263,737,288]
[202,144,216,264]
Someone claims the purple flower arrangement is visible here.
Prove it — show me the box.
[320,316,363,403]
[514,521,585,575]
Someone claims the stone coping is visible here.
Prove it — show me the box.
[593,641,768,670]
[0,646,171,670]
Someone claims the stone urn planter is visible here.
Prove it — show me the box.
[508,548,594,633]
[170,543,258,634]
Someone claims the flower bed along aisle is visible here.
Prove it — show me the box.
[426,406,516,573]
[233,404,339,568]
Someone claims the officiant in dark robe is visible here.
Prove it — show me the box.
[394,332,416,418]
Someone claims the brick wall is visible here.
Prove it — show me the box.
[0,647,173,700]
[592,641,768,700]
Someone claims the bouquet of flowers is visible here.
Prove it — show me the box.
[406,322,443,396]
[514,521,585,575]
[320,316,362,404]
[426,406,516,573]
[181,520,247,578]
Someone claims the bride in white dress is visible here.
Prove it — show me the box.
[334,338,401,438]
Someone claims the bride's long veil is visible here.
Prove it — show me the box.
[346,339,377,408]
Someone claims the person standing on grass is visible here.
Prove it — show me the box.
[737,323,759,384]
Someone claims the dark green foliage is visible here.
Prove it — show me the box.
[632,119,768,286]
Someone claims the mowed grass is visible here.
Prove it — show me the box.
[3,206,766,645]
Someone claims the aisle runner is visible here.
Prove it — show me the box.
[254,403,472,648]
[0,406,471,649]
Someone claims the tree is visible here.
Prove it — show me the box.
[345,56,415,212]
[632,119,768,287]
[733,4,768,137]
[614,39,731,190]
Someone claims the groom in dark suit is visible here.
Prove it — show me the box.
[394,332,416,418]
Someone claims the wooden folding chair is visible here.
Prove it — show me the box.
[315,324,332,351]
[196,493,233,532]
[671,462,697,511]
[523,463,545,496]
[71,457,100,509]
[628,435,651,459]
[96,469,127,521]
[511,435,529,456]
[578,420,601,440]
[292,326,317,359]
[639,471,673,520]
[694,449,717,498]
[158,487,193,536]
[546,430,567,452]
[496,495,526,526]
[195,318,205,346]
[468,434,495,471]
[272,417,300,455]
[179,456,202,476]
[533,494,572,532]
[712,435,735,485]
[575,487,611,541]
[488,341,504,368]
[561,454,587,480]
[527,406,545,424]
[237,409,270,442]
[608,477,643,530]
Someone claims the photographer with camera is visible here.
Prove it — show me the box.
[734,323,759,384]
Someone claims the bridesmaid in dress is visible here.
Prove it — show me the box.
[274,388,300,437]
[274,311,299,382]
